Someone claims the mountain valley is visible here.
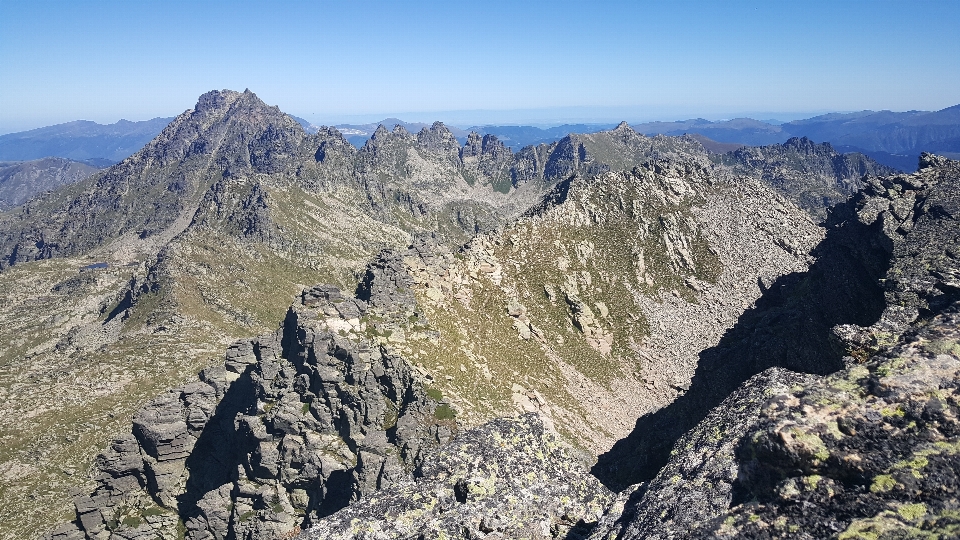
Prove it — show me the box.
[0,89,958,540]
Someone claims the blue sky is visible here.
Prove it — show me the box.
[1,0,958,133]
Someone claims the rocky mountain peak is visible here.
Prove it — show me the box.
[132,87,303,171]
[480,133,507,154]
[783,135,832,154]
[0,88,312,268]
[193,89,243,114]
[460,132,483,159]
[312,126,357,164]
[371,124,390,139]
[416,121,460,155]
[918,150,950,170]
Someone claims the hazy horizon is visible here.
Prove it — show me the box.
[1,99,949,137]
[2,0,958,134]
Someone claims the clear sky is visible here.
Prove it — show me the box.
[1,0,958,133]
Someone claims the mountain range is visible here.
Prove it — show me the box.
[631,106,960,171]
[0,89,958,539]
[0,117,175,164]
[5,104,958,180]
[0,157,103,210]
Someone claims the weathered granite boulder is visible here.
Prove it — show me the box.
[301,414,613,540]
[588,368,817,540]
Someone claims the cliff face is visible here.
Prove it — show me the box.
[588,155,960,539]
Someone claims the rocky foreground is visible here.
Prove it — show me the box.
[43,154,960,540]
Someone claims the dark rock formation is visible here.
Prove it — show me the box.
[301,414,613,540]
[695,305,960,538]
[47,254,454,539]
[589,155,960,539]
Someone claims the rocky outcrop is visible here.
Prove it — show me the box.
[302,414,613,540]
[48,265,455,539]
[587,368,817,540]
[589,155,960,539]
[697,305,960,539]
[837,153,960,346]
[460,132,512,191]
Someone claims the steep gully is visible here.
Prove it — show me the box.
[593,191,893,489]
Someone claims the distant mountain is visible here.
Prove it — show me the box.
[464,123,618,150]
[780,109,928,142]
[0,157,101,210]
[12,104,960,174]
[794,105,960,156]
[633,118,787,146]
[685,133,746,154]
[632,105,960,172]
[833,145,919,173]
[0,117,173,162]
[289,115,321,134]
[333,118,469,148]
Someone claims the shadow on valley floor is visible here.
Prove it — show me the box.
[592,202,894,491]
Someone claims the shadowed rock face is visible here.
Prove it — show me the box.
[49,278,454,539]
[591,162,894,491]
[588,155,960,539]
